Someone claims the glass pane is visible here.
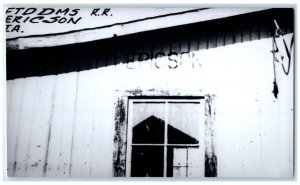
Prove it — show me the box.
[132,102,165,144]
[167,103,200,144]
[131,146,164,177]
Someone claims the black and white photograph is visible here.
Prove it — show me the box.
[4,5,295,179]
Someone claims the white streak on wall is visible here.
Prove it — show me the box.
[25,76,57,177]
[7,79,24,176]
[69,71,95,177]
[45,73,77,177]
[14,78,39,176]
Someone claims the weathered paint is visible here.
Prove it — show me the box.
[113,98,127,177]
[6,11,294,178]
[7,35,294,177]
[204,95,217,177]
[43,73,78,177]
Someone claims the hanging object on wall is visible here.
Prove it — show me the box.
[271,38,279,99]
[272,81,279,99]
[270,20,294,99]
[272,20,294,76]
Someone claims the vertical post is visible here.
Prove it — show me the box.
[163,102,168,177]
[113,97,128,177]
[204,95,217,177]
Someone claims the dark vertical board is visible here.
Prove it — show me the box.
[105,38,118,66]
[216,25,225,47]
[95,39,111,68]
[180,38,190,55]
[135,32,151,67]
[97,53,106,68]
[251,26,260,41]
[189,34,199,53]
[86,46,98,70]
[259,22,269,40]
[224,28,234,45]
[198,30,208,50]
[242,26,251,42]
[106,52,116,67]
[258,12,272,40]
[115,51,124,65]
[170,36,180,54]
[234,27,242,44]
[207,28,217,49]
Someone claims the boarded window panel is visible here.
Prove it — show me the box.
[172,148,188,177]
[173,166,187,177]
[167,147,203,178]
[167,103,200,144]
[187,148,204,177]
[173,148,187,163]
[131,146,164,177]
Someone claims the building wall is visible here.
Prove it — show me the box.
[7,32,294,177]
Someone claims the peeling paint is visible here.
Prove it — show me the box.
[125,89,143,96]
[113,98,127,177]
[204,95,217,177]
[31,162,39,167]
[205,154,217,177]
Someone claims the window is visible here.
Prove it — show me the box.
[126,98,205,177]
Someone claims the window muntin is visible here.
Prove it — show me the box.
[127,98,205,177]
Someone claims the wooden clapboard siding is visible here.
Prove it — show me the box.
[7,70,115,177]
[44,73,77,177]
[13,78,39,176]
[6,8,294,178]
[24,76,57,177]
[7,79,24,176]
[6,33,294,177]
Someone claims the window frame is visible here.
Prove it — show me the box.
[113,94,217,177]
[126,98,205,177]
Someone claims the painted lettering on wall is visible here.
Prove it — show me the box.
[5,8,112,33]
[126,51,201,69]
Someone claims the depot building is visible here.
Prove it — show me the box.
[6,8,294,178]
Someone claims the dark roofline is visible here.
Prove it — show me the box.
[6,8,294,80]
